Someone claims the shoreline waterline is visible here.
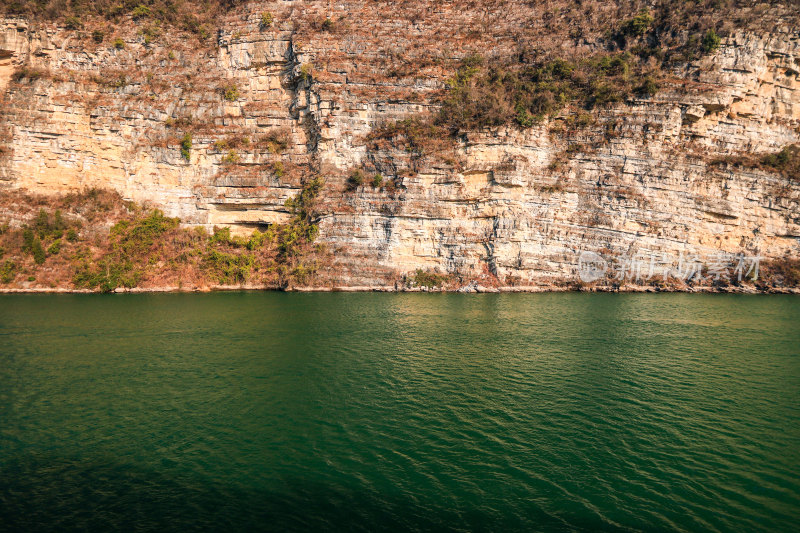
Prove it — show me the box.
[1,284,798,294]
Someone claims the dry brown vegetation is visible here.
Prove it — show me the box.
[364,117,460,176]
[711,144,800,179]
[0,184,327,291]
[760,256,800,288]
[435,53,660,135]
[2,1,246,39]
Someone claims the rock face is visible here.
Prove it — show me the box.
[1,2,799,287]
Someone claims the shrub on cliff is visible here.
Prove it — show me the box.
[347,169,365,190]
[32,208,67,240]
[47,239,62,255]
[221,150,240,164]
[73,209,179,292]
[621,10,654,37]
[1,1,251,38]
[11,67,44,83]
[203,249,255,284]
[131,5,151,20]
[436,53,650,135]
[223,84,240,101]
[636,76,659,96]
[410,269,448,289]
[702,29,722,53]
[111,210,179,256]
[710,144,799,181]
[761,257,800,287]
[261,128,290,153]
[367,118,449,159]
[279,177,323,257]
[762,144,800,178]
[246,229,270,251]
[31,237,46,265]
[22,228,35,252]
[0,260,17,283]
[300,63,313,82]
[64,16,82,30]
[180,133,192,161]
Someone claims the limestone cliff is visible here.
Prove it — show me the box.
[1,1,799,289]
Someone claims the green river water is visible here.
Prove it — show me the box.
[0,293,798,532]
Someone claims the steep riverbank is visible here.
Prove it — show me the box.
[1,2,799,287]
[1,188,798,293]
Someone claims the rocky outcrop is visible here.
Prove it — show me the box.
[1,2,798,288]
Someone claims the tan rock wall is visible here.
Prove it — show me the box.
[0,5,798,286]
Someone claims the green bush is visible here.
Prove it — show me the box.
[702,29,721,53]
[279,177,322,257]
[66,228,79,242]
[436,53,647,135]
[47,239,62,255]
[110,209,179,257]
[113,38,125,49]
[223,84,240,101]
[92,30,105,43]
[210,226,233,245]
[180,132,192,161]
[31,237,46,264]
[347,169,364,190]
[371,173,384,188]
[273,161,284,178]
[246,229,270,250]
[221,149,240,164]
[589,83,623,107]
[64,16,82,30]
[515,104,535,128]
[0,260,16,283]
[762,144,800,178]
[622,10,654,37]
[22,228,35,252]
[203,249,255,284]
[131,5,150,20]
[260,12,273,29]
[11,66,44,83]
[300,63,312,82]
[73,257,139,293]
[142,25,160,45]
[73,209,179,292]
[596,55,630,77]
[30,208,66,240]
[411,269,447,288]
[636,76,659,96]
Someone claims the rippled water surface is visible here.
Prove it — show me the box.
[1,293,799,532]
